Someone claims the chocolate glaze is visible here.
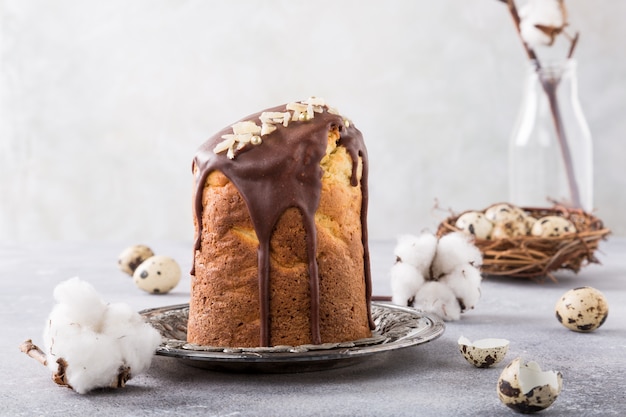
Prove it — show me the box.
[192,102,374,346]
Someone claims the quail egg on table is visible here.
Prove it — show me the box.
[455,211,494,240]
[133,255,181,294]
[458,336,509,368]
[118,245,155,276]
[530,215,576,237]
[555,286,609,332]
[497,357,563,413]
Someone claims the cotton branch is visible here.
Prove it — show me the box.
[505,0,540,65]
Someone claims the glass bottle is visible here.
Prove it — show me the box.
[509,59,593,211]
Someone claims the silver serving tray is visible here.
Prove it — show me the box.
[140,302,444,373]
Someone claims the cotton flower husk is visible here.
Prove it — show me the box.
[43,277,162,394]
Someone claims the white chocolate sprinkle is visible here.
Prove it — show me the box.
[213,98,350,159]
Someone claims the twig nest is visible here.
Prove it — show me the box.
[497,357,563,413]
[118,245,154,275]
[133,255,181,294]
[531,215,576,237]
[555,286,609,332]
[458,336,509,368]
[437,205,609,279]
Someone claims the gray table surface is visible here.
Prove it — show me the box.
[1,239,625,416]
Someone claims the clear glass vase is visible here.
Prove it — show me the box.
[509,59,593,211]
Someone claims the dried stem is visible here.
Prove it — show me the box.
[567,32,580,59]
[19,339,48,367]
[505,0,540,65]
[540,76,582,207]
[504,0,583,209]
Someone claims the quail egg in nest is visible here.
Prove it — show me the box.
[484,203,527,224]
[530,215,576,237]
[454,211,493,240]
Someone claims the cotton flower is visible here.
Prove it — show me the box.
[390,262,425,306]
[388,231,483,321]
[439,264,482,312]
[431,232,482,279]
[519,0,567,47]
[413,281,461,322]
[394,233,438,276]
[42,277,162,394]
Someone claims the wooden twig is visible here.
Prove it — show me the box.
[567,32,580,59]
[19,339,133,392]
[19,339,48,367]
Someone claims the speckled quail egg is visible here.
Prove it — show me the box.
[455,211,494,240]
[490,220,529,240]
[523,215,537,232]
[133,255,181,294]
[497,357,563,413]
[118,245,154,276]
[485,203,527,224]
[531,215,576,237]
[458,336,509,368]
[555,286,609,332]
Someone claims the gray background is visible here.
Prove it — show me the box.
[1,0,624,241]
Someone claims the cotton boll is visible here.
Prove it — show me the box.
[431,232,482,279]
[42,277,161,393]
[59,334,124,394]
[44,313,124,394]
[413,281,461,321]
[51,277,108,330]
[519,0,566,28]
[519,0,566,47]
[44,283,106,355]
[439,265,482,312]
[394,233,438,276]
[520,20,553,47]
[103,302,162,374]
[390,262,425,306]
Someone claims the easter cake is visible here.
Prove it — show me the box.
[187,98,374,347]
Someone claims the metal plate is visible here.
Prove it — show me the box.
[140,302,445,373]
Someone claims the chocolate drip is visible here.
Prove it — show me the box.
[192,103,373,346]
